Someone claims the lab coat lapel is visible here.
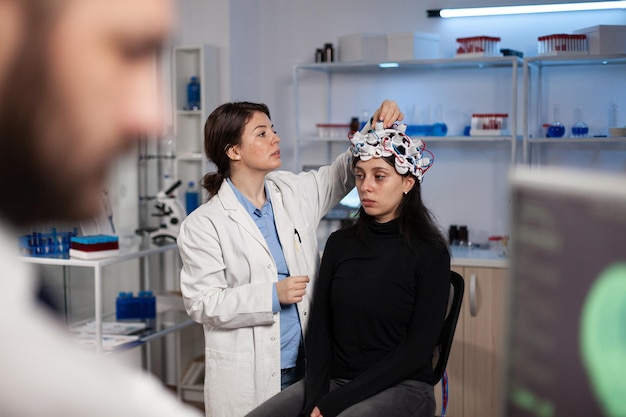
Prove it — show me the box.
[217,183,272,256]
[268,184,304,277]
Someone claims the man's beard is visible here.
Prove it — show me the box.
[0,13,91,228]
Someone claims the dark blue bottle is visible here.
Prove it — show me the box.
[185,181,200,215]
[186,76,200,110]
[430,122,448,137]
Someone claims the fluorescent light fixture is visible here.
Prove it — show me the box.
[378,62,400,68]
[428,1,626,17]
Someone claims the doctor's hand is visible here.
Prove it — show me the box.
[371,99,404,129]
[310,406,323,417]
[277,275,310,304]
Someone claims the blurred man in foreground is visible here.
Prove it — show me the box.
[0,0,202,415]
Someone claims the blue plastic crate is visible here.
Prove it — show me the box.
[19,228,78,258]
[116,291,156,320]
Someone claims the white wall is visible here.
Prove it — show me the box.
[174,0,626,242]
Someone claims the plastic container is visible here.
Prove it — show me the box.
[573,25,626,55]
[338,33,387,62]
[538,34,588,56]
[488,235,504,255]
[470,113,509,136]
[386,32,440,61]
[455,36,501,58]
[316,123,351,138]
[19,228,78,258]
[186,76,201,110]
[185,181,200,215]
[116,291,156,320]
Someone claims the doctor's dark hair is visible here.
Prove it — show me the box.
[201,101,271,196]
[351,155,447,249]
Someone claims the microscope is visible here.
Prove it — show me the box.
[150,180,186,241]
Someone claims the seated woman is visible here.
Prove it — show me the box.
[245,123,451,417]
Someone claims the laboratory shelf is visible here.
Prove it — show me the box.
[176,110,203,116]
[295,56,522,74]
[527,137,626,144]
[177,152,205,162]
[524,54,626,68]
[522,54,626,164]
[22,242,182,354]
[108,311,195,353]
[294,56,522,169]
[450,246,508,269]
[299,135,520,144]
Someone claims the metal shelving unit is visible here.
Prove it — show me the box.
[522,54,626,164]
[293,56,523,170]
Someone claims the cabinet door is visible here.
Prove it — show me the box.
[434,266,465,416]
[462,267,508,417]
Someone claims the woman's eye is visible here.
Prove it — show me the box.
[355,174,364,180]
[375,175,385,180]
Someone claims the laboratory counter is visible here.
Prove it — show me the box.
[450,246,508,269]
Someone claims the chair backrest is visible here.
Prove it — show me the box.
[432,270,464,381]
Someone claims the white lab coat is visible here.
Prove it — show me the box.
[0,221,203,417]
[178,149,354,417]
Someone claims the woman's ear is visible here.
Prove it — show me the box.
[403,175,416,194]
[226,144,241,161]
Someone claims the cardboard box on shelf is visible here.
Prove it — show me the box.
[573,25,626,55]
[338,33,387,62]
[386,32,440,61]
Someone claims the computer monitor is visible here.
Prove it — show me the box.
[504,167,626,417]
[301,165,360,220]
[323,187,360,220]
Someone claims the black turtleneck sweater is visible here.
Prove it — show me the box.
[303,220,450,417]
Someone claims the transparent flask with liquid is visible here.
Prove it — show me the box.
[547,104,566,138]
[571,106,589,137]
[430,103,448,137]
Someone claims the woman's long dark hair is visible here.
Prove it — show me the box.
[201,101,270,196]
[351,155,447,249]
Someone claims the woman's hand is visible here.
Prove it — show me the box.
[276,275,310,304]
[310,406,323,417]
[371,100,404,128]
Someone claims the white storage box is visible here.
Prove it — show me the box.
[573,25,626,55]
[338,33,387,62]
[387,32,439,61]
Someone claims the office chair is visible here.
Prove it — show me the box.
[433,271,464,417]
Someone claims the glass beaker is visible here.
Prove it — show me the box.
[571,105,589,137]
[547,104,566,138]
[430,103,448,137]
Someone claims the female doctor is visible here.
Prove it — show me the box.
[177,100,403,417]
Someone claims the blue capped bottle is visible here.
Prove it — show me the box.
[186,76,200,110]
[185,181,200,215]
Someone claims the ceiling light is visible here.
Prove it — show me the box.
[427,1,626,18]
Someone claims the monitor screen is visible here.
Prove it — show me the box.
[504,167,626,417]
[338,187,360,209]
[324,187,360,220]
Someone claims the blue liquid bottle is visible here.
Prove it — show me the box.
[186,76,200,110]
[547,104,565,138]
[430,104,448,137]
[571,106,589,137]
[185,181,200,215]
